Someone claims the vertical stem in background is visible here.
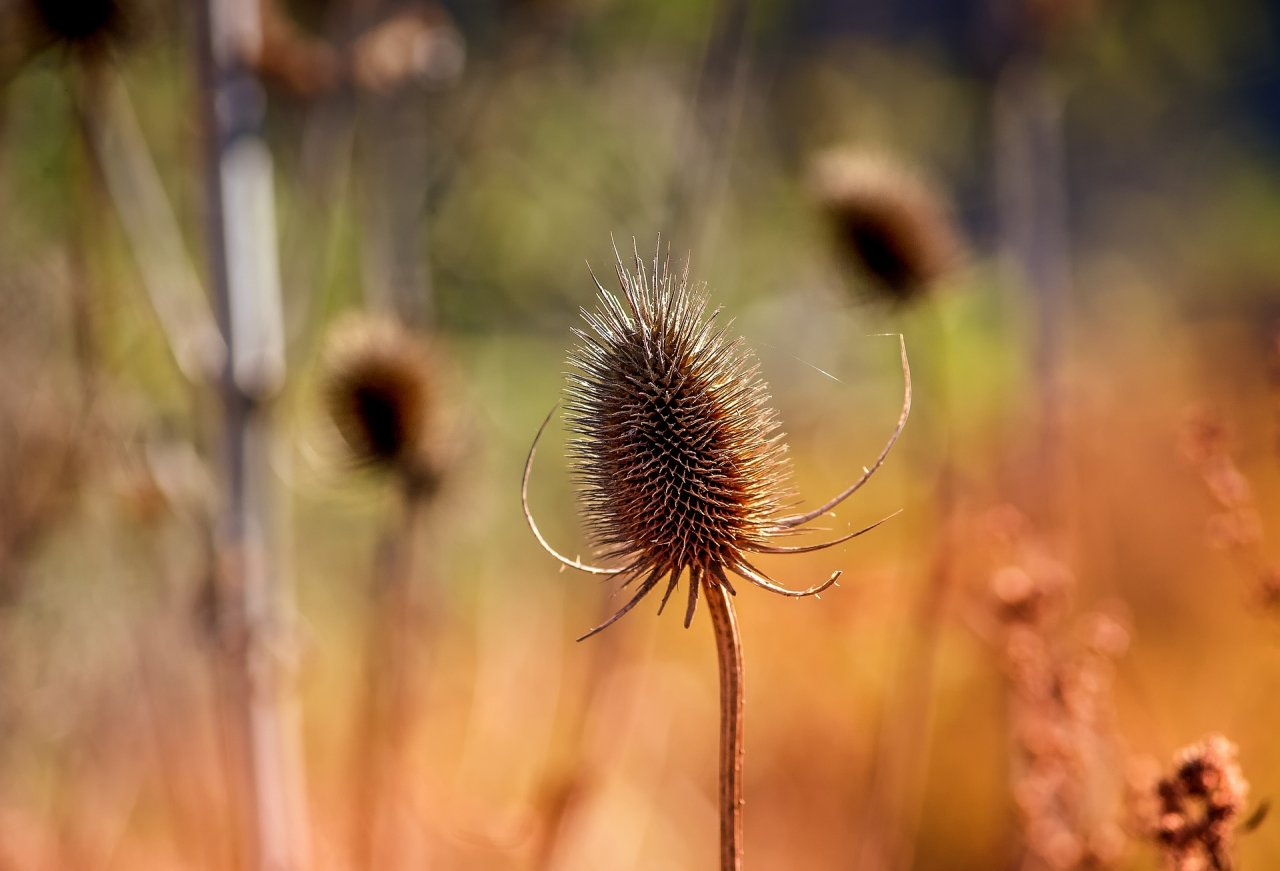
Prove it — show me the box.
[529,591,627,871]
[991,18,1075,869]
[856,303,957,871]
[351,483,423,869]
[73,67,224,385]
[705,576,744,871]
[664,0,750,254]
[195,1,311,868]
[67,62,104,398]
[361,90,435,329]
[993,52,1071,525]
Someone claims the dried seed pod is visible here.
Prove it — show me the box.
[1132,734,1250,871]
[810,150,963,306]
[24,0,129,59]
[321,315,441,491]
[524,242,911,639]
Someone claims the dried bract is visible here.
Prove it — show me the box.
[524,243,911,639]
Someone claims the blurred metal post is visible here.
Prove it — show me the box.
[194,0,311,868]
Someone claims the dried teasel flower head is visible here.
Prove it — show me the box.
[321,315,442,493]
[809,149,963,306]
[23,0,129,60]
[1131,734,1250,871]
[523,241,912,639]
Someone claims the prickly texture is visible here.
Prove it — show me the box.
[322,315,440,489]
[810,150,962,305]
[527,242,905,637]
[564,252,791,579]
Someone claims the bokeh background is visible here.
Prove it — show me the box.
[0,0,1278,869]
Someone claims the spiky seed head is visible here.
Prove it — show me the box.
[321,315,439,488]
[564,249,792,583]
[810,149,963,305]
[525,242,911,638]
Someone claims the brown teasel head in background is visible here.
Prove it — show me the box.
[321,315,445,497]
[523,241,911,640]
[810,150,963,307]
[21,0,131,60]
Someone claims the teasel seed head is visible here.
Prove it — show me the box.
[322,315,442,493]
[24,0,129,60]
[523,241,913,639]
[810,149,963,306]
[1132,734,1250,871]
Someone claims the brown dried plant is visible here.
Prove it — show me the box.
[1130,734,1250,871]
[21,0,131,61]
[810,149,963,307]
[322,314,448,867]
[323,314,445,496]
[252,0,339,97]
[982,508,1129,870]
[523,241,911,870]
[1180,406,1280,609]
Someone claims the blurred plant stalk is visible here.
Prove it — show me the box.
[72,67,224,385]
[993,44,1072,524]
[706,582,745,871]
[195,0,311,868]
[350,482,429,869]
[854,308,959,871]
[665,0,749,256]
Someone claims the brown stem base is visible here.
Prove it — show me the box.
[705,573,744,871]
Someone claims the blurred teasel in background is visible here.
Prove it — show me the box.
[322,314,447,495]
[809,149,964,308]
[18,0,132,61]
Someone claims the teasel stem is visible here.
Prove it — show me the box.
[529,590,628,871]
[351,476,427,869]
[706,573,744,871]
